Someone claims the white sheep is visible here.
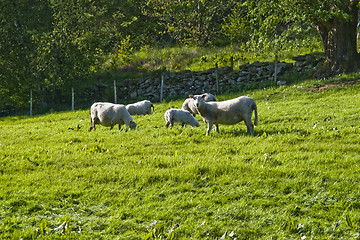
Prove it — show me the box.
[181,93,216,116]
[89,102,137,131]
[126,100,154,115]
[181,98,198,116]
[164,109,200,128]
[189,94,258,136]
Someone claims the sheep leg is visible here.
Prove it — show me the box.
[110,125,114,130]
[206,122,213,136]
[214,124,219,133]
[181,123,185,128]
[89,119,96,131]
[245,119,255,135]
[118,124,122,131]
[165,121,170,128]
[169,119,174,128]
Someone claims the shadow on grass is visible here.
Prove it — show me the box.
[208,126,312,138]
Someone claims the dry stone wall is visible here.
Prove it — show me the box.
[96,53,323,102]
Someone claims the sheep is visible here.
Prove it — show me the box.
[164,109,200,128]
[126,100,154,115]
[181,98,198,116]
[89,102,137,131]
[181,93,216,116]
[200,93,217,102]
[189,94,258,136]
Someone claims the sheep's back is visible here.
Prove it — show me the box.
[200,97,254,124]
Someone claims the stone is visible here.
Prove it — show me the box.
[91,53,323,102]
[130,91,137,99]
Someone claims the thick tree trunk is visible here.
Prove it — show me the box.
[315,0,360,77]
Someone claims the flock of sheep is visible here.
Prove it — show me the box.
[89,93,258,136]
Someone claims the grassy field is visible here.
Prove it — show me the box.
[1,74,360,239]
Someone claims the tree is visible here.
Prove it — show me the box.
[0,0,53,112]
[144,0,237,46]
[0,0,158,113]
[237,0,359,77]
[222,2,252,44]
[312,0,359,75]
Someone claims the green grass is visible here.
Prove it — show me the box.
[1,74,360,239]
[103,44,323,79]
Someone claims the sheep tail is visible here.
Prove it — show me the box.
[253,102,258,126]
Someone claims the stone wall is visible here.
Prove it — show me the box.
[95,52,323,102]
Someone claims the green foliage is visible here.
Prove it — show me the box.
[1,74,360,239]
[236,0,324,55]
[110,35,134,68]
[0,0,52,111]
[144,0,236,46]
[1,0,357,114]
[222,2,252,44]
[0,0,152,113]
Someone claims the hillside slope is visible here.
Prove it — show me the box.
[1,74,359,239]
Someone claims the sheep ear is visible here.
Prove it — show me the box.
[201,94,207,99]
[189,94,193,98]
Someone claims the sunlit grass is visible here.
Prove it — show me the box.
[105,43,323,76]
[1,74,360,239]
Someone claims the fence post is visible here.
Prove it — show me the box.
[160,73,164,102]
[274,55,278,82]
[30,89,33,116]
[71,87,74,111]
[114,80,117,104]
[215,63,219,94]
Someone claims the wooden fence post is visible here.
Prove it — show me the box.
[30,89,33,116]
[71,87,74,111]
[215,63,219,94]
[160,73,164,102]
[274,55,278,82]
[114,80,117,104]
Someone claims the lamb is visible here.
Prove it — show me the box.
[189,94,258,136]
[126,100,154,115]
[181,93,216,116]
[164,109,200,128]
[89,102,137,131]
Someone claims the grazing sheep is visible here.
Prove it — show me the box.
[89,102,137,131]
[164,109,200,128]
[181,98,198,116]
[190,94,258,136]
[126,100,154,115]
[181,93,216,116]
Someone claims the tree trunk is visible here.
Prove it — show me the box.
[315,0,359,77]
